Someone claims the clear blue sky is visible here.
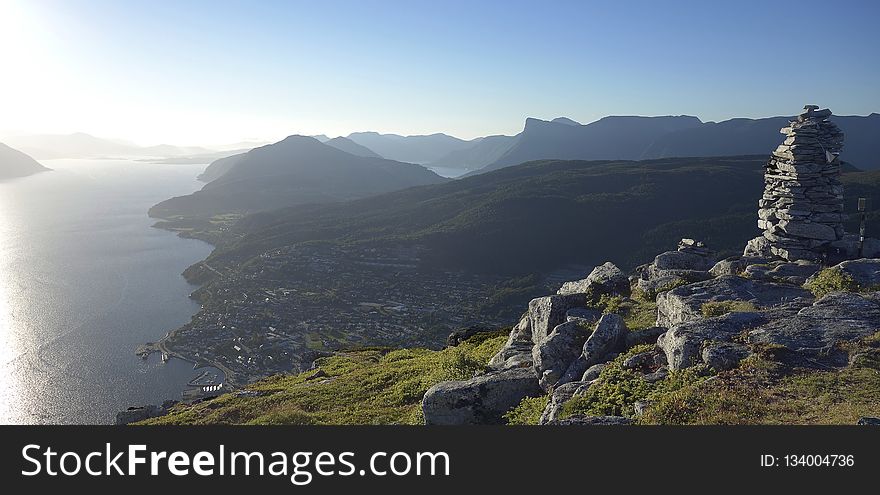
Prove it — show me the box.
[1,0,878,145]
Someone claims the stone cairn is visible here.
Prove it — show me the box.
[758,105,845,261]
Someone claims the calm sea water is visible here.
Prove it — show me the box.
[0,159,216,424]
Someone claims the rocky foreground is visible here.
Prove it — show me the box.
[421,238,880,425]
[138,237,880,426]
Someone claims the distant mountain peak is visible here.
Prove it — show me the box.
[325,136,383,158]
[345,131,472,164]
[551,117,581,126]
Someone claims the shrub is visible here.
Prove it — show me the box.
[806,268,859,298]
[597,295,657,330]
[504,395,550,425]
[598,294,624,314]
[439,347,484,381]
[558,345,704,418]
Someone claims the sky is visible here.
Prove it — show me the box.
[0,0,878,146]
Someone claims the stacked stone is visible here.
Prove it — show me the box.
[758,105,845,261]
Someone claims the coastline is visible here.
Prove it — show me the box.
[139,217,244,387]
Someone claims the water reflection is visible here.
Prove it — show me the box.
[0,159,220,424]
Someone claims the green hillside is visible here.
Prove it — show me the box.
[202,157,750,276]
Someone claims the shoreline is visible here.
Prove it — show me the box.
[142,219,243,386]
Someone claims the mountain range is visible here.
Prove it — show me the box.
[0,142,50,180]
[471,115,704,175]
[150,135,446,223]
[346,131,474,164]
[449,113,878,176]
[0,132,221,159]
[327,112,880,177]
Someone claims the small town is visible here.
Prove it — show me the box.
[159,243,521,385]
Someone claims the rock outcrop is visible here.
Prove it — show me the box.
[422,367,543,425]
[634,239,715,298]
[656,275,812,327]
[558,262,630,297]
[424,226,880,425]
[748,292,880,364]
[827,259,880,288]
[658,311,768,370]
[488,314,534,370]
[533,319,593,390]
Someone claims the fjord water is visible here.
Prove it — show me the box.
[0,159,215,424]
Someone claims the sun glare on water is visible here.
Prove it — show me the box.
[0,193,20,423]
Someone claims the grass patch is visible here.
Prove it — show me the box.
[504,395,550,425]
[805,268,859,298]
[641,345,880,425]
[598,295,658,331]
[142,332,507,425]
[559,345,705,419]
[701,300,758,318]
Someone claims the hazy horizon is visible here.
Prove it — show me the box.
[1,0,878,147]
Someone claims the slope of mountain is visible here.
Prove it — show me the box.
[198,155,880,278]
[324,136,383,158]
[142,151,880,393]
[196,153,246,182]
[425,134,516,171]
[0,142,51,180]
[474,115,704,175]
[150,135,447,222]
[642,113,880,169]
[194,156,765,276]
[346,132,473,164]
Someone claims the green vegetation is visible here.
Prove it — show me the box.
[805,268,860,297]
[142,332,507,425]
[559,345,706,418]
[200,157,777,275]
[597,294,657,330]
[701,300,758,317]
[504,395,550,425]
[641,332,880,425]
[141,325,880,426]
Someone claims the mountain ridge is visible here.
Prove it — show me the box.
[0,142,51,180]
[150,135,447,226]
[346,131,473,164]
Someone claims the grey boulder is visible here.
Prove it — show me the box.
[748,292,880,362]
[557,262,630,297]
[581,363,608,382]
[831,259,880,288]
[701,342,752,371]
[533,320,593,390]
[656,275,812,327]
[488,314,534,370]
[658,311,769,371]
[582,314,628,368]
[422,368,542,425]
[539,380,592,424]
[528,294,588,348]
